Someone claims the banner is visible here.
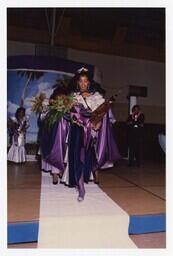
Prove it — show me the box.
[7,56,94,154]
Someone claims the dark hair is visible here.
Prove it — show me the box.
[15,107,25,120]
[132,105,140,112]
[50,86,69,100]
[68,69,106,95]
[76,70,92,83]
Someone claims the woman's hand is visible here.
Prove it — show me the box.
[81,92,91,98]
[91,121,102,131]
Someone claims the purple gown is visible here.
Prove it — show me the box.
[41,94,121,186]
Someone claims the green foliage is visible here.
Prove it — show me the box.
[44,94,75,129]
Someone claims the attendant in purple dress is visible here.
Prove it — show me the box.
[40,87,70,184]
[7,107,29,163]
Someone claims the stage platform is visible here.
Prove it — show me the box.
[8,160,166,248]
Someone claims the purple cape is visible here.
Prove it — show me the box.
[42,110,120,172]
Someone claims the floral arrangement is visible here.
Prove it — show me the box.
[31,93,75,129]
[45,94,75,128]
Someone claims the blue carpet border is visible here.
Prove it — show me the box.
[8,213,166,244]
[8,221,39,244]
[128,213,165,234]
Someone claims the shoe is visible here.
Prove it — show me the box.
[52,174,59,185]
[59,173,63,179]
[77,195,84,202]
[77,187,85,202]
[94,170,99,184]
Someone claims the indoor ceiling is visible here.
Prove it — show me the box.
[7,8,165,61]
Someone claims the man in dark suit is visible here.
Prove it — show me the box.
[127,105,145,167]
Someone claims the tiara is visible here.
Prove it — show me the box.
[77,67,88,73]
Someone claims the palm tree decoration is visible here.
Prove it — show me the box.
[30,73,74,129]
[52,74,72,90]
[17,70,45,107]
[30,93,47,114]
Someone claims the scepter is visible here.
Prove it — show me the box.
[90,94,117,128]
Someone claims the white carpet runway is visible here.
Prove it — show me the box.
[38,172,137,248]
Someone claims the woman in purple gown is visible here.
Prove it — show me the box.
[62,68,121,201]
[40,68,121,201]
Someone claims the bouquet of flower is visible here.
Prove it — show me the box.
[31,93,75,129]
[45,95,75,128]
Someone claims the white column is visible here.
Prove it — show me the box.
[51,8,56,47]
[129,96,137,114]
[127,96,137,160]
[93,66,102,84]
